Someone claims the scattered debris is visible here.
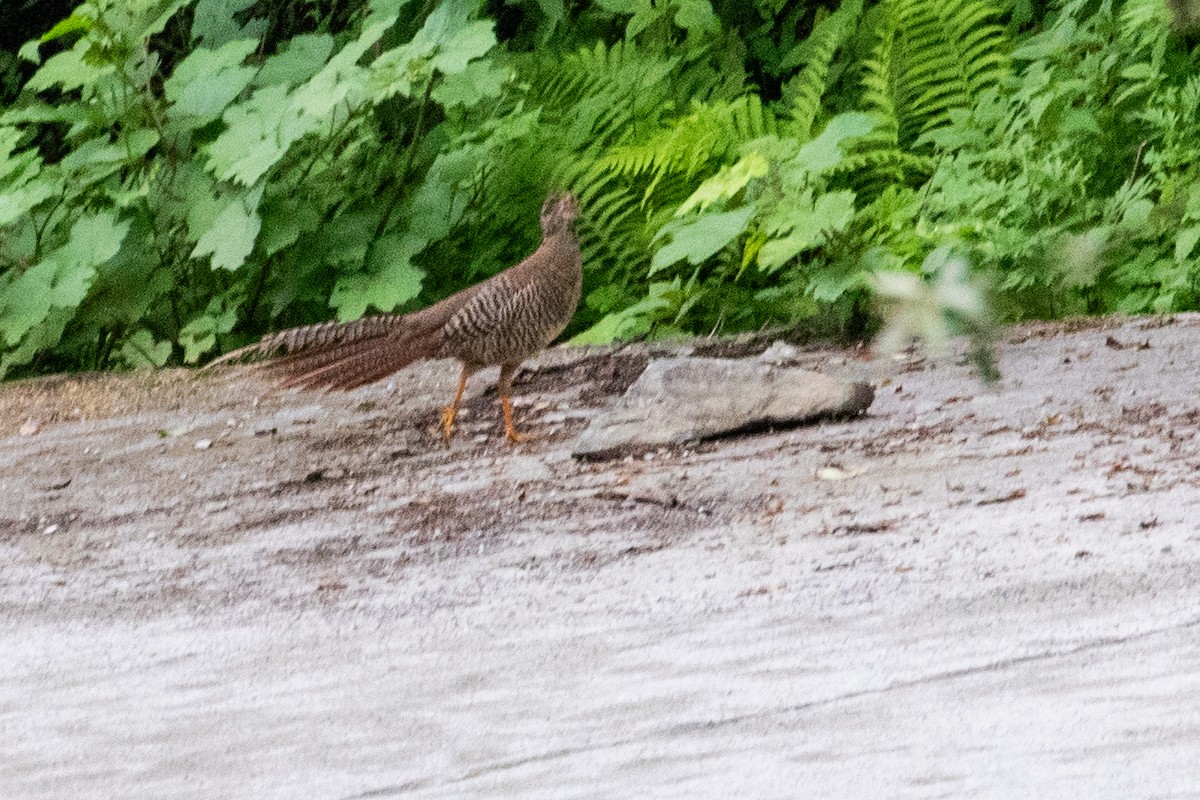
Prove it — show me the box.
[1104,335,1151,350]
[976,488,1027,506]
[815,465,864,481]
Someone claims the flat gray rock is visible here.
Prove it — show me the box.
[572,356,874,459]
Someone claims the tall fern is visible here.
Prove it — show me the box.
[530,40,682,151]
[780,0,864,140]
[896,0,1010,142]
[845,0,1011,196]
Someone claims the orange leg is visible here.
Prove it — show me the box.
[501,396,524,443]
[440,366,470,445]
[498,362,524,444]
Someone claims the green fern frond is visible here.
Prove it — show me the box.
[574,175,659,283]
[860,16,901,146]
[1118,0,1172,54]
[847,0,1008,199]
[903,0,1009,138]
[529,40,679,147]
[838,148,935,192]
[594,95,778,198]
[862,0,1010,147]
[780,0,864,140]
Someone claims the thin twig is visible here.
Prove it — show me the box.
[1129,140,1148,185]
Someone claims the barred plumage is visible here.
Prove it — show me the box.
[207,192,582,443]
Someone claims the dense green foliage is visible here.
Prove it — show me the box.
[0,0,1197,376]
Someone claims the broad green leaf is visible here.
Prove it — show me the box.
[191,185,263,270]
[328,145,472,318]
[790,112,875,178]
[50,212,131,308]
[53,129,157,194]
[674,0,718,33]
[191,0,262,47]
[571,280,682,344]
[60,137,129,175]
[432,21,496,74]
[330,232,426,319]
[757,232,820,272]
[0,260,55,345]
[0,174,58,228]
[368,0,409,16]
[0,307,72,376]
[321,212,380,267]
[291,59,359,118]
[65,209,120,261]
[594,0,642,11]
[120,330,173,368]
[1185,183,1200,221]
[17,40,42,64]
[532,0,565,38]
[676,152,768,216]
[365,41,431,102]
[367,5,492,102]
[73,216,172,331]
[0,211,128,347]
[570,310,651,344]
[763,190,855,271]
[333,13,400,70]
[124,128,161,160]
[0,217,36,264]
[0,126,33,172]
[808,262,871,303]
[26,40,114,92]
[179,300,237,362]
[625,7,660,39]
[1176,225,1200,263]
[651,207,754,273]
[205,84,293,185]
[181,163,224,242]
[411,0,482,46]
[144,0,193,38]
[0,102,90,126]
[49,255,101,311]
[165,38,258,127]
[40,11,94,43]
[253,34,333,87]
[432,59,509,108]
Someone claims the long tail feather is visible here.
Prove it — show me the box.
[204,314,408,370]
[204,309,449,390]
[274,327,444,390]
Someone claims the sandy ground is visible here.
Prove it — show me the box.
[2,315,1200,798]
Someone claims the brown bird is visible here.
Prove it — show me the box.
[209,192,582,443]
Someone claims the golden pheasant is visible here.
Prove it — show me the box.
[209,192,582,443]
